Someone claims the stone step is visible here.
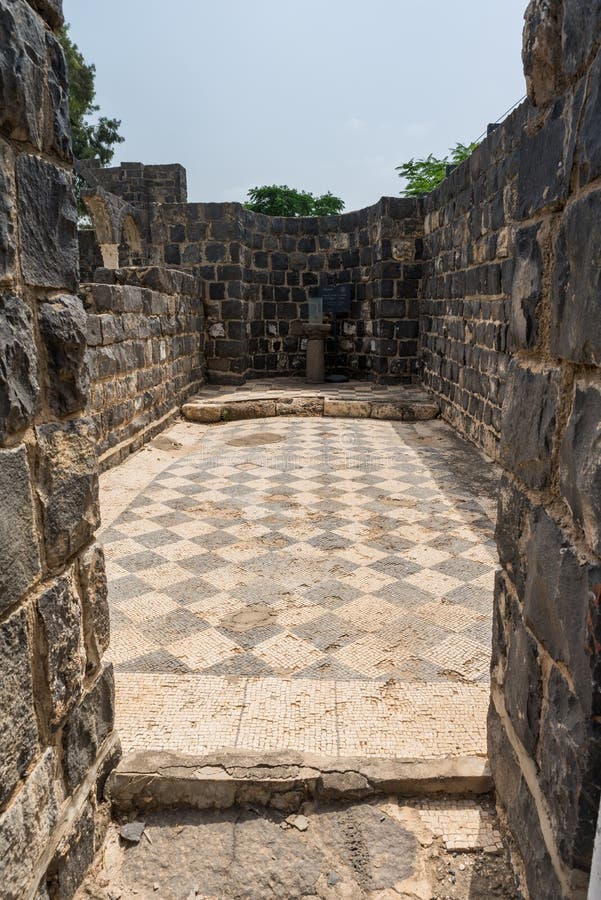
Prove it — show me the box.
[106,749,492,814]
[182,392,440,423]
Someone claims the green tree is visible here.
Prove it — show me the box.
[245,185,344,217]
[396,142,478,197]
[59,25,124,165]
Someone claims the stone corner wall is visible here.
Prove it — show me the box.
[0,1,119,897]
[484,1,601,897]
[82,265,206,470]
[144,194,423,385]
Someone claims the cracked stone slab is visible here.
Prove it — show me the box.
[106,749,492,813]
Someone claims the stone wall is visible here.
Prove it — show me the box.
[0,1,119,897]
[83,168,423,385]
[149,197,422,384]
[420,111,525,459]
[82,267,205,469]
[485,1,601,897]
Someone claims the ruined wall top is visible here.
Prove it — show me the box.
[88,161,188,206]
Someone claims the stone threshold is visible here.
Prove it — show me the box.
[106,749,491,814]
[182,384,439,424]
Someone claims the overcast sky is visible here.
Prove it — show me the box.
[63,0,528,212]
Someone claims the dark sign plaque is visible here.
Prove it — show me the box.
[322,284,351,315]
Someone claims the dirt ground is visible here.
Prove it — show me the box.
[79,795,521,900]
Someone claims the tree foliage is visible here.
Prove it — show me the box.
[245,185,345,217]
[59,25,124,165]
[396,142,478,197]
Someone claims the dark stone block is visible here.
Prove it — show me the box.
[539,665,601,874]
[37,573,83,726]
[0,0,46,147]
[62,662,114,792]
[499,360,559,489]
[551,188,601,365]
[51,801,96,900]
[36,418,100,572]
[78,542,110,672]
[0,293,39,440]
[209,282,225,301]
[576,48,601,187]
[495,474,531,598]
[16,155,78,290]
[164,244,180,265]
[487,701,564,900]
[509,224,543,349]
[516,95,575,218]
[562,0,601,77]
[205,242,226,264]
[560,381,601,555]
[39,295,89,416]
[0,444,40,613]
[504,597,542,757]
[271,252,288,271]
[0,607,38,808]
[0,140,16,280]
[44,30,71,160]
[524,506,601,713]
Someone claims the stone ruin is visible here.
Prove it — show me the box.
[0,0,600,896]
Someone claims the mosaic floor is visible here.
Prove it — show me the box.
[101,415,500,758]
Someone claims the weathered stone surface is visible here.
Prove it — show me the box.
[499,361,559,489]
[551,188,601,365]
[509,224,543,349]
[323,398,372,418]
[222,400,276,420]
[0,293,40,440]
[0,139,16,282]
[26,0,64,30]
[0,444,40,612]
[181,401,221,423]
[576,49,601,187]
[37,572,84,725]
[560,381,601,554]
[275,397,323,417]
[562,0,601,77]
[538,665,601,875]
[0,0,46,146]
[523,507,601,712]
[43,29,72,162]
[0,607,39,808]
[78,541,110,668]
[36,418,100,571]
[39,295,89,415]
[516,91,579,218]
[522,0,564,106]
[51,801,96,900]
[16,154,78,289]
[487,701,564,899]
[503,599,542,759]
[63,662,115,791]
[495,476,533,600]
[0,748,58,900]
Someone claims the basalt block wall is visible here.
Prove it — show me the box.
[0,1,119,898]
[486,1,599,896]
[82,266,205,470]
[84,168,424,385]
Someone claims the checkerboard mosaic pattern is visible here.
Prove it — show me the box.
[103,418,498,685]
